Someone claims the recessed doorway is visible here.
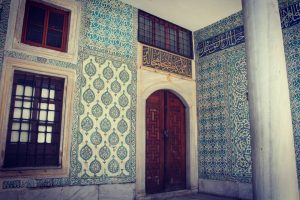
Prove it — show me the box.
[145,90,186,194]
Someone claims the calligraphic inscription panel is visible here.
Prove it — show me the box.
[142,46,192,78]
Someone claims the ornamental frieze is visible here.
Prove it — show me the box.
[142,46,192,78]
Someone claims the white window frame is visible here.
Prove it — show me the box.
[4,0,81,64]
[0,57,75,178]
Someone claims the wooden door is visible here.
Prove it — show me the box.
[146,90,186,194]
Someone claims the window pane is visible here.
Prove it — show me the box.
[48,111,55,121]
[46,133,52,143]
[48,12,65,30]
[27,5,45,26]
[20,132,29,142]
[49,90,55,99]
[12,123,20,130]
[38,132,45,143]
[22,108,31,119]
[39,110,47,121]
[46,29,63,48]
[41,88,49,98]
[26,24,44,44]
[13,108,21,119]
[16,85,24,96]
[11,131,19,142]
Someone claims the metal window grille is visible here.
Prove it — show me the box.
[3,70,65,168]
[138,10,193,59]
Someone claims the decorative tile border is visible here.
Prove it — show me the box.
[280,2,300,28]
[196,2,300,58]
[142,45,192,78]
[196,26,244,58]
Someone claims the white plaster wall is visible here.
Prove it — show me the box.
[135,44,198,197]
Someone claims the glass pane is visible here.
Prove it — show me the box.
[13,108,21,119]
[39,103,48,110]
[15,100,22,108]
[46,29,62,48]
[48,111,55,121]
[20,132,29,142]
[38,132,45,143]
[28,5,45,26]
[47,126,52,132]
[49,90,55,99]
[49,103,55,111]
[38,125,46,132]
[39,110,47,121]
[48,12,64,30]
[24,86,33,96]
[12,122,20,130]
[26,24,44,44]
[21,123,29,130]
[11,131,19,142]
[46,133,52,143]
[22,108,31,119]
[41,88,49,98]
[16,85,24,96]
[23,101,32,108]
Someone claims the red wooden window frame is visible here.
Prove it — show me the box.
[21,1,70,52]
[138,10,193,59]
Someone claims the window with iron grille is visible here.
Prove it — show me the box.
[3,70,64,168]
[21,1,70,52]
[138,10,193,59]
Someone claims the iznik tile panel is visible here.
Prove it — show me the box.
[195,0,300,184]
[142,46,192,78]
[83,0,136,59]
[283,23,300,181]
[78,56,133,178]
[197,43,251,183]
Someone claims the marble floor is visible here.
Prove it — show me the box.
[164,193,239,200]
[148,192,240,200]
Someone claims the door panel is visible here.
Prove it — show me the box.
[165,92,186,191]
[146,90,165,194]
[146,90,186,194]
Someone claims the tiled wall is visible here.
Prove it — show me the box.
[195,0,300,184]
[0,0,137,189]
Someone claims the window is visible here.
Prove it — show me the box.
[21,1,70,52]
[138,10,193,59]
[0,58,75,177]
[3,71,64,168]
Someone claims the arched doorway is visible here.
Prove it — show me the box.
[145,90,186,194]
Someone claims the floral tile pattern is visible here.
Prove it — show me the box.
[195,0,300,184]
[77,56,133,178]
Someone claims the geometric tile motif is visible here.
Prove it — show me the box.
[78,56,132,178]
[283,23,300,182]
